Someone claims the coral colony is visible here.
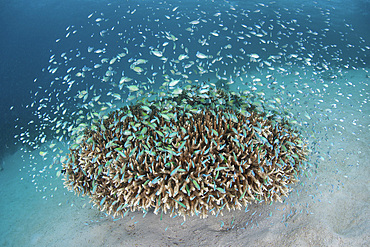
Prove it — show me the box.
[63,85,309,219]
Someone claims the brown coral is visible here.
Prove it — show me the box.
[62,85,308,219]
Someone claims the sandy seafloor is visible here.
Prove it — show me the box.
[1,66,369,247]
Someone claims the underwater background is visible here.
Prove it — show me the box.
[0,0,369,246]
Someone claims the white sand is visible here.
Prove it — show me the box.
[1,69,369,246]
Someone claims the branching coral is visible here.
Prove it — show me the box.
[62,85,309,219]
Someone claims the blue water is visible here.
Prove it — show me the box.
[0,0,369,245]
[0,0,101,159]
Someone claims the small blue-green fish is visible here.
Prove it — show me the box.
[129,147,137,157]
[173,199,187,209]
[115,149,126,158]
[216,187,226,193]
[215,166,228,171]
[192,179,200,190]
[100,196,106,206]
[170,165,181,176]
[151,176,161,184]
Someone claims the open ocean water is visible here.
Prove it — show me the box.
[0,0,369,246]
